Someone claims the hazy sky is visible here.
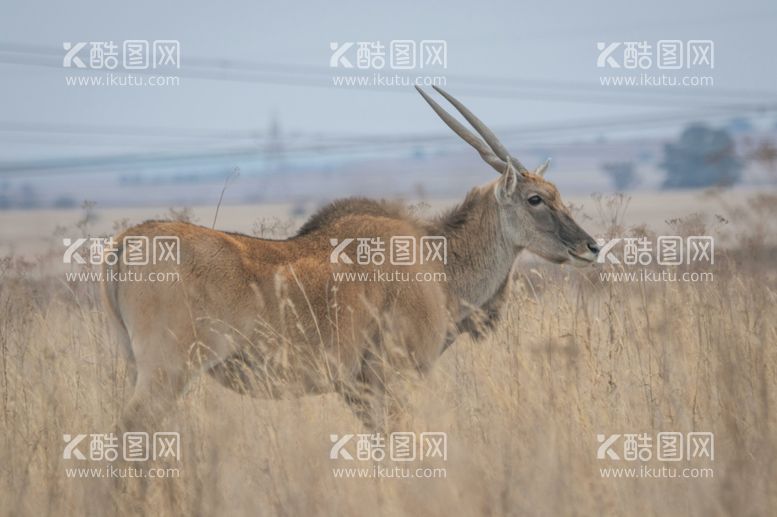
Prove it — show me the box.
[1,0,776,164]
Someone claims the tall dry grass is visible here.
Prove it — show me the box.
[0,194,776,516]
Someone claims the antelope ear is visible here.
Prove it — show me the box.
[535,158,551,177]
[496,159,520,201]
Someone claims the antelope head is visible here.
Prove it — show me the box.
[416,86,599,266]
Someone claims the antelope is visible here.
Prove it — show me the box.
[102,86,599,432]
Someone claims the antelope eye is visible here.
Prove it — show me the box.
[527,195,543,206]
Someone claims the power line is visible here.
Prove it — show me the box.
[0,120,266,141]
[1,102,772,177]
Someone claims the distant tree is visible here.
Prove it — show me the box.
[602,161,638,191]
[53,196,77,209]
[0,181,10,209]
[661,124,743,189]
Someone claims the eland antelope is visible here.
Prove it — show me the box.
[102,86,599,432]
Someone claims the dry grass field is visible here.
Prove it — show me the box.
[1,190,776,516]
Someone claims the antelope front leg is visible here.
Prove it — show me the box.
[338,380,383,432]
[337,348,412,433]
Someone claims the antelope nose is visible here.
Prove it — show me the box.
[587,242,600,255]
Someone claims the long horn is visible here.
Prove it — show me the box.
[415,86,507,174]
[431,86,530,175]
